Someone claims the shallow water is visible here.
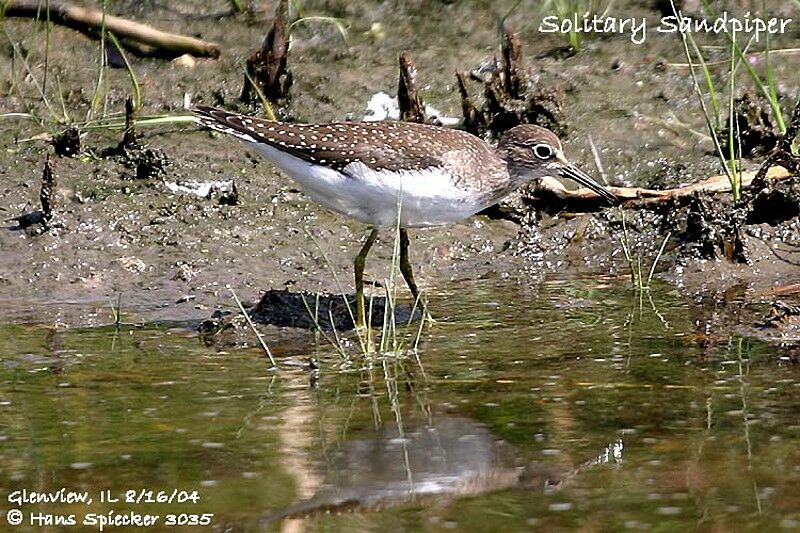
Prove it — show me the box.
[1,278,798,531]
[1,0,799,530]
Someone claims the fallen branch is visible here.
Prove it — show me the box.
[3,0,221,58]
[527,166,794,211]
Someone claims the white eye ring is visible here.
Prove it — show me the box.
[532,144,554,160]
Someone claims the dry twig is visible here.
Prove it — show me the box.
[3,0,221,58]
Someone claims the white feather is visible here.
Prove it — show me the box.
[250,143,486,228]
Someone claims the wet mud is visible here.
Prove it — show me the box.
[0,0,798,353]
[200,288,419,334]
[509,172,800,350]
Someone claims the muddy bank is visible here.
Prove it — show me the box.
[0,1,798,350]
[505,173,800,349]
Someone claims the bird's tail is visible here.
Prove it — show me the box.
[192,105,263,144]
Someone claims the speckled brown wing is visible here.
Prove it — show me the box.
[194,106,511,195]
[193,106,445,173]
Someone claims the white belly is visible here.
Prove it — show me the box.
[252,143,487,227]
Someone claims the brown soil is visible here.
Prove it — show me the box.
[1,1,798,348]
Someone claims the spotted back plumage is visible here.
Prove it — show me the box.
[193,106,510,194]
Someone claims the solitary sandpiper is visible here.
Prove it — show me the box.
[193,106,616,328]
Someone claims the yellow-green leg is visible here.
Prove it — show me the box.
[354,228,379,329]
[399,229,433,323]
[399,229,419,302]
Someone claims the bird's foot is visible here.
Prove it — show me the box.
[422,309,437,326]
[412,295,436,326]
[354,313,370,333]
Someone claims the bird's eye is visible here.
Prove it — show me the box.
[532,144,555,160]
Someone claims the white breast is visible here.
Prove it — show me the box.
[251,143,488,228]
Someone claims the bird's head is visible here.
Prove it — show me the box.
[497,125,617,205]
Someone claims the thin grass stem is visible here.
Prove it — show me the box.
[107,32,141,112]
[88,0,109,122]
[671,2,734,189]
[243,70,277,120]
[647,232,672,286]
[298,293,348,360]
[303,229,369,353]
[289,17,349,52]
[230,288,277,368]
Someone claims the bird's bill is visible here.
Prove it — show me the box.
[556,161,618,205]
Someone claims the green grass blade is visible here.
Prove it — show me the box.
[290,16,350,52]
[243,70,277,120]
[107,32,142,112]
[689,38,720,129]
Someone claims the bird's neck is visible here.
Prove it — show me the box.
[496,150,533,189]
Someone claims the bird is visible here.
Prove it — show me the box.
[193,106,616,328]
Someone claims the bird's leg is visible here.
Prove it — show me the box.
[354,228,379,329]
[398,229,419,301]
[399,228,433,323]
